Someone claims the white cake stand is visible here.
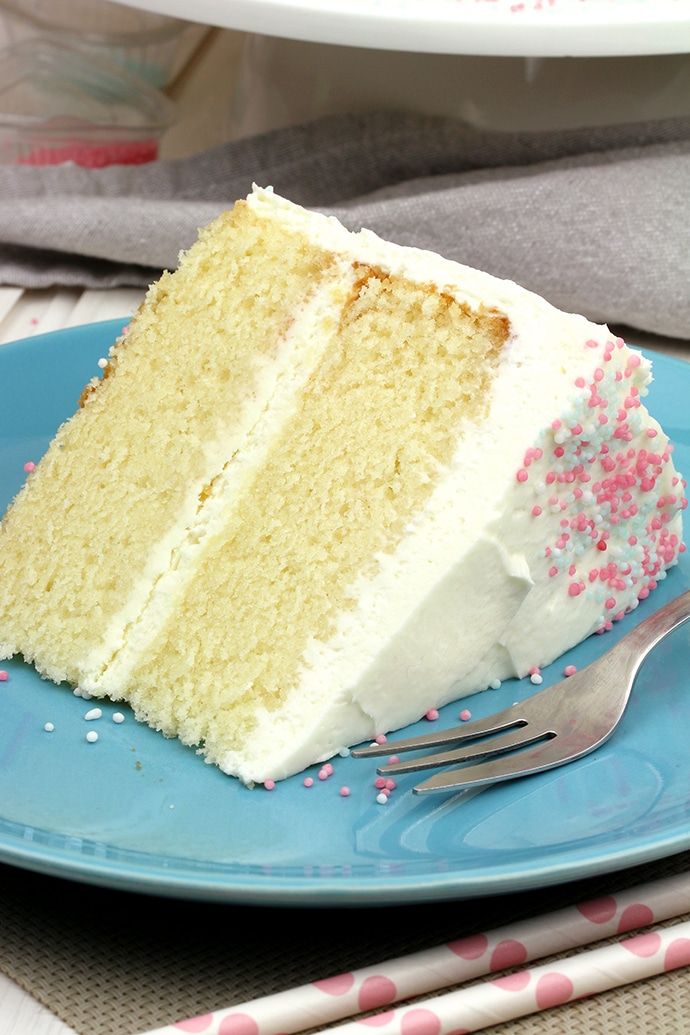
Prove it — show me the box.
[112,1,690,146]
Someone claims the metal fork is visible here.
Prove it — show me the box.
[352,589,690,795]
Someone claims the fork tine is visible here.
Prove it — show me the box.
[378,725,554,776]
[351,704,528,759]
[413,737,587,795]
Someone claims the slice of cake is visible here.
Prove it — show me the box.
[0,187,684,783]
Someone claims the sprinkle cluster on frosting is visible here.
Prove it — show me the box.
[515,336,685,634]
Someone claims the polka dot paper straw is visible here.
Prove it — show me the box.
[142,872,690,1035]
[316,919,690,1035]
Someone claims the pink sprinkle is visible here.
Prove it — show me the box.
[574,377,586,388]
[531,505,543,517]
[385,779,397,791]
[303,777,314,787]
[529,666,541,676]
[564,665,577,677]
[339,786,351,797]
[585,339,599,348]
[374,777,387,789]
[568,583,583,597]
[0,671,7,682]
[594,368,604,383]
[388,755,400,765]
[459,709,472,721]
[605,597,616,610]
[375,734,387,745]
[548,566,558,578]
[264,779,276,791]
[323,762,334,775]
[516,468,529,483]
[551,419,562,430]
[425,708,439,721]
[554,446,565,459]
[318,769,330,781]
[23,461,36,473]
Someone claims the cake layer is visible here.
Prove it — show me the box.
[0,202,335,682]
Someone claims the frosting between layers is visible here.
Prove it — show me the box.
[81,259,357,695]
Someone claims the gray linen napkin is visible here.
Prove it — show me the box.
[2,111,689,337]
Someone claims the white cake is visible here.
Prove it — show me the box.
[0,187,684,783]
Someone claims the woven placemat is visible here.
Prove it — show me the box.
[2,851,690,1035]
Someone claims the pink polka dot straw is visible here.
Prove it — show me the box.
[140,873,690,1035]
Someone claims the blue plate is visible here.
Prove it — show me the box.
[0,319,688,905]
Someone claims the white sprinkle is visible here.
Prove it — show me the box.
[338,746,350,757]
[73,687,83,698]
[97,357,108,369]
[489,678,502,690]
[85,730,99,743]
[84,707,102,721]
[112,712,125,724]
[530,673,543,685]
[376,792,388,805]
[43,722,55,733]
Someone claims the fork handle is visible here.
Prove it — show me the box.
[615,587,690,665]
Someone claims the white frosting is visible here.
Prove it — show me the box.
[81,187,684,782]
